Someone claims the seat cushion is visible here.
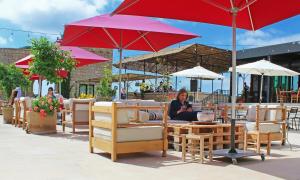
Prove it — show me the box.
[245,122,281,133]
[94,126,163,142]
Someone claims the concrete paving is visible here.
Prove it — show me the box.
[1,115,300,180]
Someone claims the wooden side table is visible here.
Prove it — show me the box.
[182,133,213,163]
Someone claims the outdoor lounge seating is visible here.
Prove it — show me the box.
[62,98,95,133]
[89,101,168,161]
[18,97,32,129]
[244,105,287,154]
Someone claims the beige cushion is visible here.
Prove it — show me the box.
[265,105,284,121]
[94,101,129,124]
[94,126,163,142]
[63,99,70,110]
[138,111,150,123]
[245,122,281,133]
[20,97,32,109]
[246,105,266,122]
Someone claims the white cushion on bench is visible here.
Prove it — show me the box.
[245,122,281,133]
[94,126,163,142]
[94,101,130,124]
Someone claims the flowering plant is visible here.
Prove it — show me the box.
[79,93,94,99]
[31,96,59,118]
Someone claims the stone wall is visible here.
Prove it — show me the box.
[0,48,30,64]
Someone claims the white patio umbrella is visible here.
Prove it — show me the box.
[229,59,300,103]
[171,65,224,101]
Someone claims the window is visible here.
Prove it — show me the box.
[79,84,95,96]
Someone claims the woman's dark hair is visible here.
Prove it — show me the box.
[48,87,54,91]
[176,88,188,101]
[9,90,18,106]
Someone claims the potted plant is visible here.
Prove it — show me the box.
[0,63,29,123]
[26,96,59,134]
[96,66,116,101]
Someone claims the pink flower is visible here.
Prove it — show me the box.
[29,108,32,112]
[48,98,53,104]
[59,97,64,104]
[34,106,39,111]
[39,109,46,119]
[49,106,53,110]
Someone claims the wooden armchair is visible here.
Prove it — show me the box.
[89,101,168,161]
[12,99,20,126]
[244,105,286,155]
[276,88,286,103]
[291,88,300,103]
[62,98,95,133]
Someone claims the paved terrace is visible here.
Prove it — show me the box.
[0,116,300,180]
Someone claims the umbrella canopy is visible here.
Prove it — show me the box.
[113,0,300,31]
[229,59,299,103]
[229,60,300,76]
[61,13,198,99]
[15,46,109,67]
[171,65,224,80]
[61,14,198,51]
[16,64,68,80]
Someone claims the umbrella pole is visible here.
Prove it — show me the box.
[229,11,237,154]
[118,48,123,100]
[38,77,42,97]
[260,73,264,103]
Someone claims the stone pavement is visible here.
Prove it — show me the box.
[1,115,300,180]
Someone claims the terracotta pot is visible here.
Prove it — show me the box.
[26,111,57,134]
[2,106,13,124]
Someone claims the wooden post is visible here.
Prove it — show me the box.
[281,105,287,145]
[182,135,186,161]
[162,103,168,157]
[255,105,260,131]
[111,102,117,161]
[88,102,94,153]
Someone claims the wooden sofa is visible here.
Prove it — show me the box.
[244,105,287,154]
[89,101,168,161]
[62,98,95,133]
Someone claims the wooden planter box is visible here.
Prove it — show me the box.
[26,111,57,134]
[2,106,13,124]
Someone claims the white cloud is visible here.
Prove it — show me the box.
[0,0,118,34]
[0,35,13,45]
[237,29,300,47]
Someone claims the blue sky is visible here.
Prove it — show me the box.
[0,0,300,94]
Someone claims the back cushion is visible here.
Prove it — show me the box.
[246,105,266,122]
[265,105,283,121]
[94,102,129,124]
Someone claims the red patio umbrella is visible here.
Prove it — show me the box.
[15,46,109,67]
[61,13,198,98]
[113,0,300,161]
[16,64,68,80]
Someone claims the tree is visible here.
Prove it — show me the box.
[61,73,73,99]
[0,63,30,99]
[96,66,116,101]
[29,37,76,96]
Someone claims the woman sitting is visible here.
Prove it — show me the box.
[169,88,199,121]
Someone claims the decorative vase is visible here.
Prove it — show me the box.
[26,111,57,134]
[2,106,13,124]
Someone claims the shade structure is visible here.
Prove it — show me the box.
[113,0,300,159]
[229,59,300,102]
[171,65,224,101]
[61,13,198,99]
[171,66,224,80]
[15,46,109,67]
